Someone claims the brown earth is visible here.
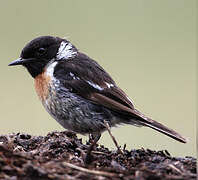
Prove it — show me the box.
[0,131,196,180]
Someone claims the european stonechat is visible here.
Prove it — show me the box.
[9,36,186,161]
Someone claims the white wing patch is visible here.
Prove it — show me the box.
[69,72,80,80]
[87,81,104,91]
[105,82,114,88]
[86,81,115,91]
[57,41,77,60]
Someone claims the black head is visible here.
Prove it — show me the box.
[9,36,77,78]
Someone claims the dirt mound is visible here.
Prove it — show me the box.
[0,131,196,180]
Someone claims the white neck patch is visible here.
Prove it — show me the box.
[56,41,77,60]
[46,61,58,77]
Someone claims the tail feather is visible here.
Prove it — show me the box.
[143,119,187,143]
[131,109,187,143]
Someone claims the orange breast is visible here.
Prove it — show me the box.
[34,72,51,101]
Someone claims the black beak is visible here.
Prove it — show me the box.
[8,58,35,66]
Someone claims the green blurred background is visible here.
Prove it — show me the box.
[0,1,196,157]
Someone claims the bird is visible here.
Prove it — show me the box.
[9,36,186,162]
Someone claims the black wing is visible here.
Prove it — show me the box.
[54,52,135,114]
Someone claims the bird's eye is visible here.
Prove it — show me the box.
[38,47,46,54]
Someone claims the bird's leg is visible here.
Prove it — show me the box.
[84,133,101,165]
[88,134,95,144]
[103,120,123,155]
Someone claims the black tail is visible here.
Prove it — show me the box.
[131,109,187,143]
[143,118,187,143]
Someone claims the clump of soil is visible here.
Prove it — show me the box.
[0,131,196,180]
